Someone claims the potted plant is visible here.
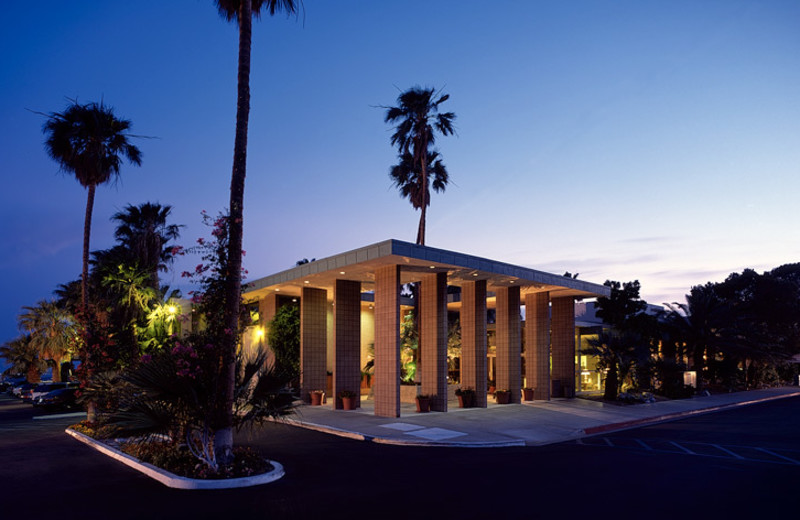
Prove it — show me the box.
[415,394,431,413]
[488,379,496,395]
[495,389,511,404]
[522,387,534,401]
[309,390,324,406]
[338,390,357,410]
[455,387,475,408]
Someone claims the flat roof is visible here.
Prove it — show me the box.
[244,239,611,300]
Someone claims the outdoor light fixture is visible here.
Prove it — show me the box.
[275,288,280,292]
[339,271,346,275]
[304,280,310,284]
[429,265,436,269]
[292,298,297,303]
[255,328,265,339]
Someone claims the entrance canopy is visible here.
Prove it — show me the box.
[245,239,610,300]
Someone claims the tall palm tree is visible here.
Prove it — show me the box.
[214,0,299,465]
[663,284,734,389]
[0,335,46,383]
[19,301,76,382]
[385,86,455,245]
[43,101,143,313]
[111,202,182,292]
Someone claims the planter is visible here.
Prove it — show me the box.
[309,391,324,406]
[522,388,534,401]
[415,396,431,413]
[65,429,284,489]
[456,391,475,408]
[495,390,511,404]
[341,396,357,410]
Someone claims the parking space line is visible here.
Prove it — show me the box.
[712,444,745,459]
[670,441,696,455]
[756,448,800,465]
[634,439,652,450]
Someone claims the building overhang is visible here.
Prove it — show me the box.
[244,239,610,301]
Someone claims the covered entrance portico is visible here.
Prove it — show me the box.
[245,239,610,418]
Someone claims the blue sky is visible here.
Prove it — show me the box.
[1,0,799,344]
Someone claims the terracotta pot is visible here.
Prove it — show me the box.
[457,394,474,408]
[416,397,431,413]
[341,396,356,410]
[310,391,323,406]
[522,388,534,401]
[496,391,511,404]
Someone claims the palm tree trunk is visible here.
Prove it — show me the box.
[83,184,98,423]
[82,185,95,313]
[416,206,426,246]
[416,144,429,246]
[217,0,252,466]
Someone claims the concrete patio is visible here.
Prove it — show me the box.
[282,387,800,447]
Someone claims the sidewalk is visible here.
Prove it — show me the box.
[282,387,800,447]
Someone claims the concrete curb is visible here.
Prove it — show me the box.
[65,428,285,489]
[582,390,800,436]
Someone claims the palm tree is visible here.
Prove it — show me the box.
[385,86,455,245]
[583,331,642,401]
[389,149,449,243]
[214,0,299,465]
[18,301,76,382]
[663,284,734,389]
[111,202,182,292]
[0,335,46,383]
[43,100,143,313]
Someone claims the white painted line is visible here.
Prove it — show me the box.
[670,441,696,455]
[603,437,614,447]
[65,428,285,489]
[634,439,652,450]
[756,447,800,465]
[33,412,85,420]
[711,444,744,460]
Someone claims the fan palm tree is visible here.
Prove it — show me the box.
[214,0,299,465]
[389,149,449,239]
[111,202,182,292]
[43,100,142,313]
[385,86,455,245]
[18,301,76,382]
[0,335,46,382]
[663,284,735,389]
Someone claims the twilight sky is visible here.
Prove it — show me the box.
[1,1,799,343]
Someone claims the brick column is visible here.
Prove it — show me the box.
[461,280,487,407]
[259,293,279,368]
[374,265,401,417]
[334,280,361,409]
[300,287,327,403]
[420,272,448,412]
[496,286,522,403]
[551,296,575,398]
[525,292,550,400]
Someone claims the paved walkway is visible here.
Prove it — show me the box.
[283,387,800,447]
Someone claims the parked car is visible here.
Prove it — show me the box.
[28,382,77,401]
[0,376,26,391]
[11,382,37,398]
[33,387,79,410]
